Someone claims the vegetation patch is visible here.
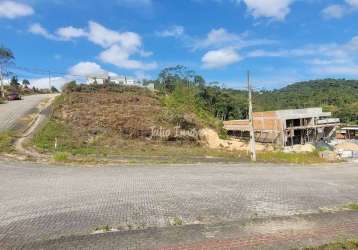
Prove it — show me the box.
[53,152,71,162]
[0,131,15,153]
[257,151,325,164]
[304,239,358,250]
[94,225,111,232]
[343,203,358,211]
[169,216,183,226]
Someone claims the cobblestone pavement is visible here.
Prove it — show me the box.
[0,160,357,249]
[0,94,50,132]
[21,211,358,250]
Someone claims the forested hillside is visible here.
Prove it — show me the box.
[153,66,358,125]
[254,79,358,124]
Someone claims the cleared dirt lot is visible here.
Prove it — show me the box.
[0,161,357,249]
[0,94,51,132]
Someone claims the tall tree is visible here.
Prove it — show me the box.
[10,76,20,87]
[0,46,14,97]
[22,79,30,88]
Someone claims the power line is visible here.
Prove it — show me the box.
[8,65,94,78]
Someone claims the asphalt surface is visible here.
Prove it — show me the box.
[0,94,50,132]
[0,160,357,249]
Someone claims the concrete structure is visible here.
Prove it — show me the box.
[224,108,340,147]
[110,76,136,85]
[86,75,136,85]
[337,126,358,140]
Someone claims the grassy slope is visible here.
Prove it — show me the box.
[32,87,324,164]
[32,89,247,163]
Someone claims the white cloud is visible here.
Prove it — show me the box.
[29,62,125,89]
[239,0,294,20]
[202,48,241,69]
[87,21,142,51]
[196,28,241,49]
[88,21,156,71]
[30,76,70,90]
[28,23,58,40]
[156,25,184,37]
[134,71,152,80]
[56,26,87,40]
[245,35,358,78]
[314,65,358,76]
[346,0,358,8]
[321,0,358,19]
[0,1,34,19]
[192,28,274,51]
[28,20,156,71]
[69,62,108,76]
[322,4,346,19]
[99,45,157,70]
[116,0,152,7]
[247,49,288,58]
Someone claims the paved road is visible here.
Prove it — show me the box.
[0,94,51,132]
[0,161,357,249]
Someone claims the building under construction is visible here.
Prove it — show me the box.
[223,108,340,147]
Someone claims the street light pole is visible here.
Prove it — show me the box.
[247,71,257,162]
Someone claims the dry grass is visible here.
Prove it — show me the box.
[304,240,358,250]
[0,131,15,153]
[32,90,326,164]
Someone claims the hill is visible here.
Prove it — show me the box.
[254,79,358,124]
[31,83,247,163]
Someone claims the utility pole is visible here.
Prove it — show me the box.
[48,71,52,91]
[247,71,257,162]
[0,64,4,98]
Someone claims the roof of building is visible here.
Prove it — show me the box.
[275,108,331,120]
[341,127,358,131]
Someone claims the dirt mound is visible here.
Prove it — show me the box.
[55,91,167,138]
[53,88,202,140]
[200,128,273,151]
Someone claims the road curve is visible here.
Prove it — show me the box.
[0,94,52,132]
[0,161,357,249]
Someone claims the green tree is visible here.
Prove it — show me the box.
[22,79,30,88]
[0,46,14,98]
[158,65,196,93]
[62,81,78,93]
[10,76,20,87]
[51,86,59,93]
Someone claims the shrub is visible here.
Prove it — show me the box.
[53,152,70,162]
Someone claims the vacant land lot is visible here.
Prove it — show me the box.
[0,161,357,249]
[31,88,325,164]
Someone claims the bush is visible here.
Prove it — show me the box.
[53,152,70,162]
[62,81,78,93]
[162,85,222,131]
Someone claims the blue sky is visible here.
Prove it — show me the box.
[0,0,358,89]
